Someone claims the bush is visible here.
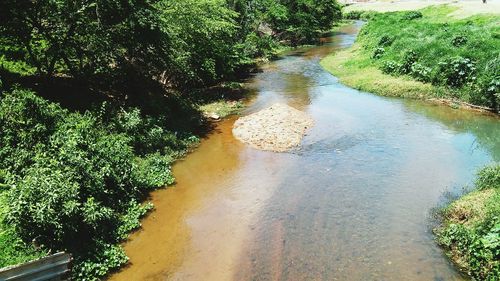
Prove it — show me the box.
[7,166,83,249]
[438,216,500,280]
[372,47,385,59]
[0,89,198,279]
[72,242,129,281]
[403,11,422,20]
[435,56,476,87]
[0,89,64,174]
[476,164,500,190]
[381,60,402,74]
[473,56,500,111]
[410,63,432,82]
[451,35,468,47]
[131,153,175,190]
[378,35,394,47]
[343,10,363,20]
[399,50,419,74]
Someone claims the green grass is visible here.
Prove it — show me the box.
[321,44,442,99]
[436,164,500,280]
[199,100,244,119]
[321,5,500,111]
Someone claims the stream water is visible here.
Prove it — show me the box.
[109,22,500,281]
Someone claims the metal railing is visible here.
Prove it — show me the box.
[0,252,72,281]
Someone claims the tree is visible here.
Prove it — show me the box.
[0,0,171,81]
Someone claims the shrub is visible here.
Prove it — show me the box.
[451,35,468,47]
[117,201,154,240]
[403,11,423,20]
[473,56,500,111]
[399,50,419,74]
[377,35,394,47]
[7,166,82,249]
[0,89,64,174]
[381,60,402,74]
[131,153,175,190]
[372,47,385,59]
[72,242,128,281]
[476,164,500,190]
[0,89,197,280]
[360,11,378,21]
[343,10,364,20]
[435,56,476,87]
[410,63,432,82]
[438,216,500,280]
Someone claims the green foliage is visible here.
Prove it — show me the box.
[0,89,198,279]
[0,188,47,268]
[131,154,175,190]
[72,242,129,281]
[472,55,500,110]
[372,47,385,59]
[399,50,419,74]
[451,35,468,47]
[438,217,500,280]
[477,164,500,190]
[437,163,500,280]
[343,10,364,20]
[410,63,432,82]
[0,227,47,268]
[403,11,423,20]
[377,35,394,47]
[381,60,401,74]
[117,201,154,240]
[353,6,500,111]
[265,0,342,45]
[0,0,341,88]
[435,56,476,87]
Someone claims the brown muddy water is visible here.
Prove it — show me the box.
[109,22,500,281]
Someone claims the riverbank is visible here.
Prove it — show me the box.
[435,164,500,280]
[321,4,500,113]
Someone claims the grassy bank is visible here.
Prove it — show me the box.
[321,5,500,112]
[435,164,500,280]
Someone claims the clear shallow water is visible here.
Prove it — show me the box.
[110,22,499,281]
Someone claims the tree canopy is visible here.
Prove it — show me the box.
[0,0,341,90]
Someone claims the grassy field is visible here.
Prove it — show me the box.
[321,5,500,112]
[343,0,500,19]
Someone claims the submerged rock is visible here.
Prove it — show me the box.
[232,103,313,152]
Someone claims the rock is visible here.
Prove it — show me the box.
[232,103,314,152]
[207,113,220,120]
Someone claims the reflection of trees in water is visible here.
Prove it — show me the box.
[405,101,500,161]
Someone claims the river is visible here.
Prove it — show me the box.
[109,21,500,281]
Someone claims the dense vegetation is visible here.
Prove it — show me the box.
[0,0,341,280]
[436,164,500,280]
[0,88,200,278]
[321,6,500,112]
